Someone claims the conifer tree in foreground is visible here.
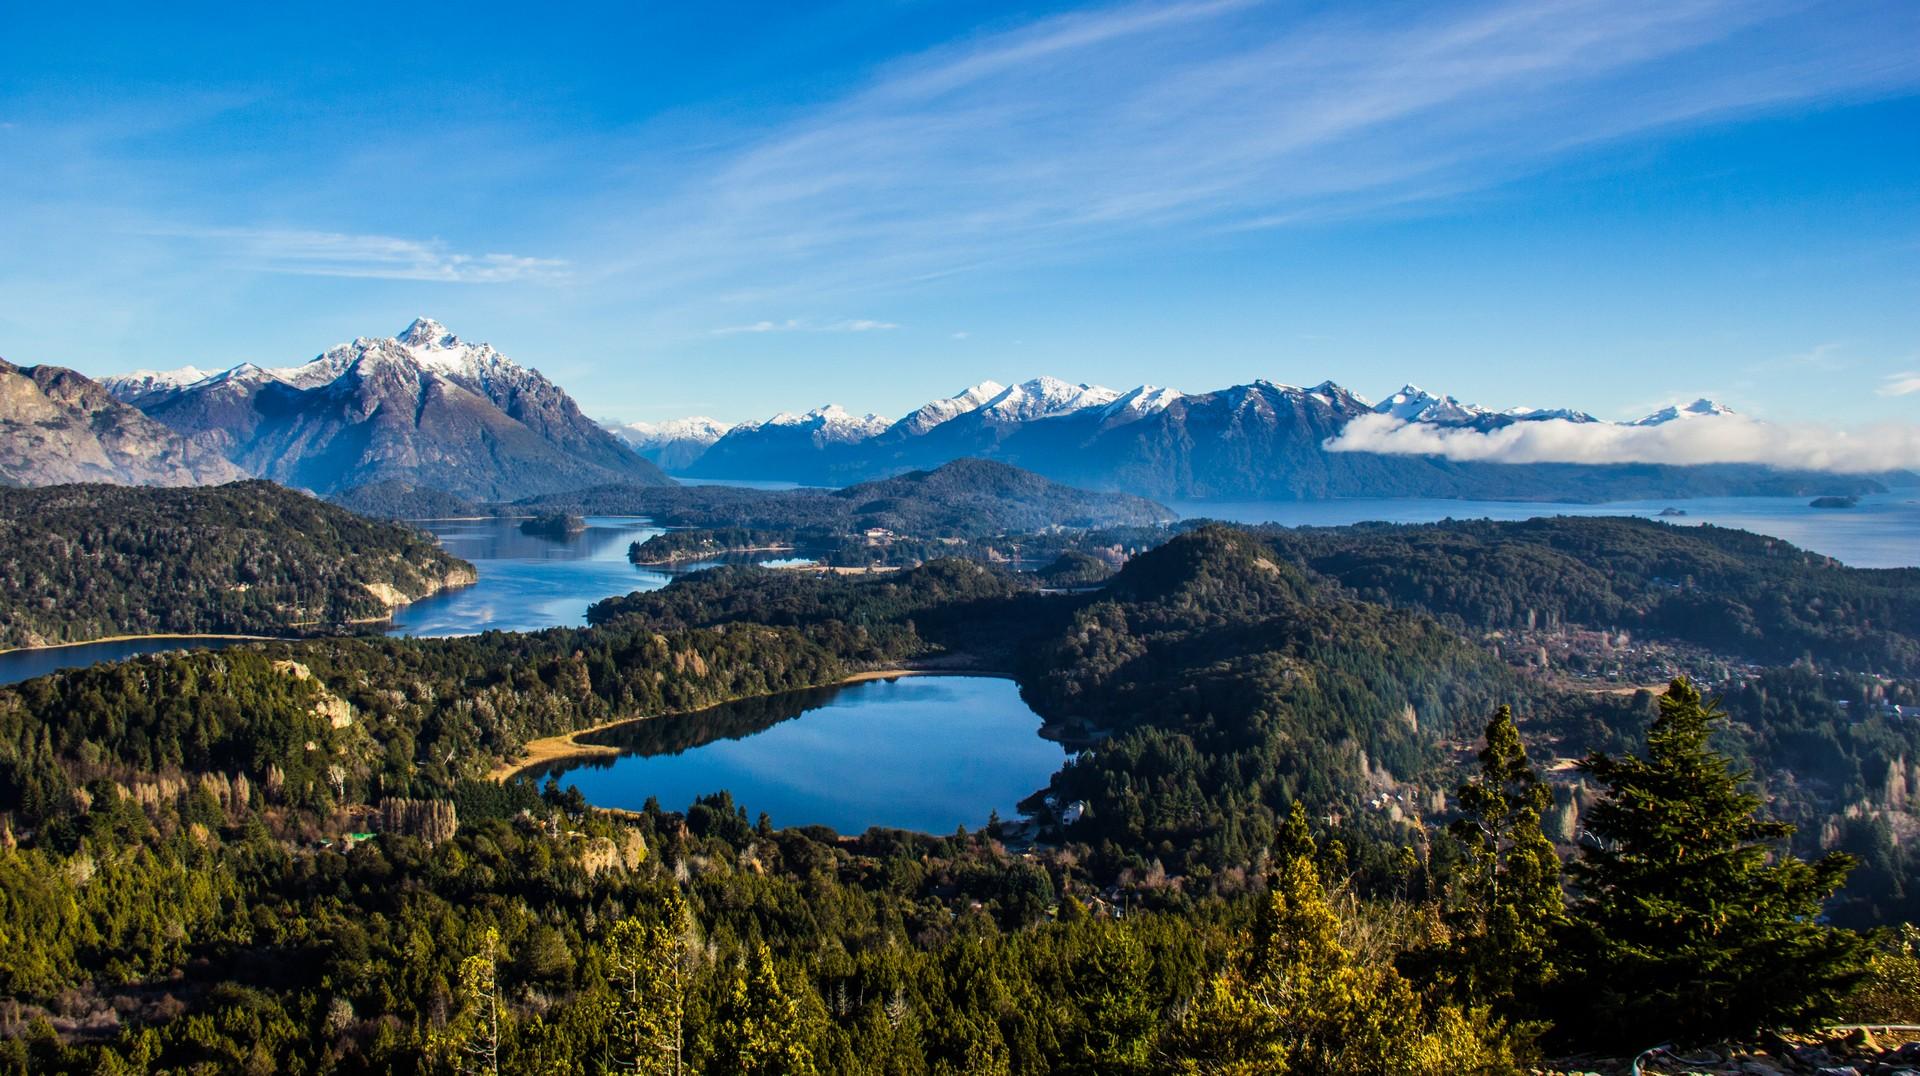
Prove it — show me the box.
[1570,678,1865,1045]
[710,941,818,1075]
[1445,704,1565,1012]
[1163,808,1514,1074]
[607,892,696,1075]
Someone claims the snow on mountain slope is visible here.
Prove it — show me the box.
[1099,385,1184,423]
[978,377,1120,423]
[1372,384,1489,425]
[100,366,213,404]
[761,404,892,446]
[112,318,666,499]
[1631,398,1737,425]
[609,416,732,447]
[893,380,1007,436]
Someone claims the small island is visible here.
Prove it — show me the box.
[1657,506,1689,517]
[519,512,587,538]
[1809,495,1860,509]
[630,527,796,565]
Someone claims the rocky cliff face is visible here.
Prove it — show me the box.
[0,358,245,487]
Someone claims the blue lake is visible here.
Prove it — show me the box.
[0,636,261,687]
[1171,490,1920,569]
[387,516,673,637]
[533,675,1065,834]
[2,489,1912,689]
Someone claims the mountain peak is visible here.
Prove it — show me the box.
[1632,398,1736,426]
[398,317,455,348]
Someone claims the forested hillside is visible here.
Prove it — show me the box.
[1263,516,1920,674]
[0,526,1916,1070]
[0,481,474,648]
[516,458,1175,536]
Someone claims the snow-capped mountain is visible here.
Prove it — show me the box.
[763,404,892,446]
[1502,406,1598,423]
[976,377,1120,424]
[892,381,1007,437]
[657,376,1880,500]
[1373,384,1490,425]
[1631,398,1736,425]
[109,318,669,501]
[606,416,733,472]
[1098,384,1183,424]
[99,366,213,406]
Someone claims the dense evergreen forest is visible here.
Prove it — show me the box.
[1261,516,1920,675]
[338,459,1172,537]
[1,522,1917,1071]
[0,482,474,649]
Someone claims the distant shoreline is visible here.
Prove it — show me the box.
[0,632,298,657]
[489,664,1006,782]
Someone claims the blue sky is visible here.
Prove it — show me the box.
[1,0,1916,426]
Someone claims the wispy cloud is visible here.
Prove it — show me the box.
[1327,413,1920,473]
[615,0,1920,295]
[712,317,900,335]
[1881,372,1920,397]
[159,227,567,283]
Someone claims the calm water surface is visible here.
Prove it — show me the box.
[0,637,260,687]
[1172,490,1920,569]
[387,516,673,636]
[535,676,1065,834]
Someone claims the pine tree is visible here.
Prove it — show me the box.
[1163,813,1513,1074]
[442,926,503,1076]
[607,892,695,1075]
[1445,705,1565,1010]
[1569,678,1866,1045]
[710,942,818,1075]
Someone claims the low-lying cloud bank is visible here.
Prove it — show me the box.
[1325,414,1920,475]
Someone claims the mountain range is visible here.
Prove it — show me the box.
[102,319,669,501]
[2,321,1891,504]
[610,377,1886,501]
[0,357,244,487]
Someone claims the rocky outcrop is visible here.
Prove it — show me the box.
[0,358,244,487]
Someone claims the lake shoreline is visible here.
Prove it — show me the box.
[489,662,1009,782]
[0,631,300,657]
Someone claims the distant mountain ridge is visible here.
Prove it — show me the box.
[107,319,671,501]
[620,378,1886,501]
[0,357,245,487]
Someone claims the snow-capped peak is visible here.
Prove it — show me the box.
[1373,384,1487,425]
[761,404,890,445]
[100,365,213,402]
[1631,398,1736,426]
[607,416,731,448]
[980,377,1120,423]
[1099,384,1184,422]
[1503,405,1597,424]
[398,317,455,349]
[895,380,1008,435]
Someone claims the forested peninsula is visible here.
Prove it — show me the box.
[0,481,474,649]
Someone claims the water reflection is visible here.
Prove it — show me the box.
[534,675,1065,834]
[388,516,673,636]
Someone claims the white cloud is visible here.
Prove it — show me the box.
[1880,372,1920,397]
[610,0,1920,297]
[1326,413,1920,473]
[712,317,899,335]
[159,227,567,283]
